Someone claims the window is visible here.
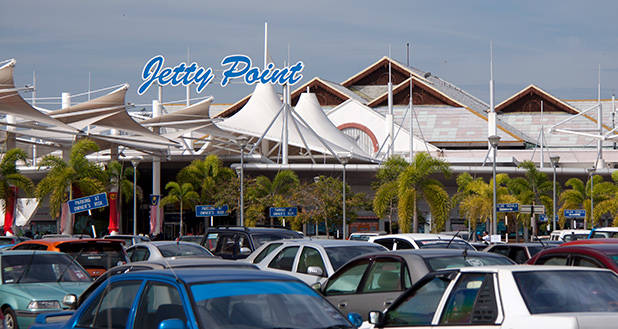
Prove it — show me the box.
[488,245,509,257]
[536,255,568,265]
[373,238,394,250]
[203,233,219,251]
[129,247,150,262]
[384,276,450,326]
[134,282,186,329]
[12,243,47,250]
[361,260,403,293]
[324,260,369,295]
[253,243,283,264]
[509,247,529,264]
[77,280,142,329]
[403,264,412,289]
[268,246,299,271]
[217,234,238,257]
[394,239,414,250]
[572,256,602,268]
[58,242,126,270]
[324,245,386,271]
[439,273,497,325]
[157,244,213,258]
[297,247,326,276]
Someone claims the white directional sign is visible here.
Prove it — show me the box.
[519,204,545,214]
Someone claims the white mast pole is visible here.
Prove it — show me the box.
[613,94,616,149]
[540,100,544,168]
[186,48,191,106]
[388,45,394,157]
[408,43,414,162]
[264,22,268,69]
[597,64,603,167]
[88,72,91,101]
[488,41,497,157]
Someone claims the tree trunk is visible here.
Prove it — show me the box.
[515,218,519,242]
[524,215,530,242]
[531,202,537,238]
[180,199,183,237]
[412,196,418,233]
[324,218,329,238]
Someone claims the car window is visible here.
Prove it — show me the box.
[297,247,326,276]
[77,280,142,329]
[361,259,403,293]
[134,281,186,329]
[373,238,394,250]
[439,273,497,325]
[253,243,283,264]
[536,255,568,265]
[129,247,150,262]
[12,243,48,250]
[572,256,603,268]
[203,233,219,251]
[384,276,451,326]
[324,245,387,271]
[157,244,213,258]
[324,260,369,295]
[217,234,238,257]
[403,264,412,289]
[268,246,299,271]
[58,242,126,270]
[394,239,414,250]
[1,253,91,283]
[238,234,251,250]
[509,247,529,264]
[251,232,303,248]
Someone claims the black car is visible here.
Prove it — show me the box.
[484,242,556,263]
[200,226,303,259]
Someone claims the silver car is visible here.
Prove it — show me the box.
[246,238,387,285]
[126,241,214,262]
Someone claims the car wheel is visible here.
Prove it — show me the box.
[3,307,19,329]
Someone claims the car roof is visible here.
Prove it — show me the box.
[119,267,300,284]
[131,257,257,268]
[554,244,618,253]
[391,249,503,258]
[0,250,65,256]
[490,242,547,247]
[208,226,300,233]
[561,238,618,246]
[275,238,385,247]
[593,227,618,232]
[458,264,614,273]
[371,233,465,241]
[13,238,124,247]
[131,241,203,247]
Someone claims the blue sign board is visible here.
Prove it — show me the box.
[68,193,108,214]
[150,194,160,206]
[269,207,298,217]
[564,209,586,218]
[195,205,229,217]
[496,203,519,212]
[539,214,559,222]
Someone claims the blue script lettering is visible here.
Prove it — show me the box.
[220,54,304,87]
[138,55,215,95]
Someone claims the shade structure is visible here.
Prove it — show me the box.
[0,59,78,132]
[216,83,347,157]
[294,92,369,157]
[141,97,216,129]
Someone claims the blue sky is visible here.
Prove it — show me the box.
[2,0,617,109]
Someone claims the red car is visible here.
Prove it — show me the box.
[527,244,618,273]
[560,238,618,247]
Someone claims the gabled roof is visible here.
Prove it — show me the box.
[496,84,581,115]
[341,56,428,87]
[366,77,461,108]
[289,77,355,106]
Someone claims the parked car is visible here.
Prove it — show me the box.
[0,236,30,245]
[589,227,618,239]
[484,242,555,263]
[201,226,303,259]
[102,234,150,246]
[369,233,474,250]
[126,241,214,262]
[348,232,386,241]
[550,229,590,242]
[178,235,203,244]
[41,234,91,239]
[247,239,387,285]
[0,251,92,329]
[11,238,128,278]
[318,249,515,320]
[368,266,618,329]
[561,238,618,247]
[527,244,618,273]
[30,268,360,329]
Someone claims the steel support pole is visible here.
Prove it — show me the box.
[342,162,346,239]
[240,147,245,227]
[132,161,138,235]
[552,165,557,232]
[492,144,497,238]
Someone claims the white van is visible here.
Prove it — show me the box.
[550,229,590,242]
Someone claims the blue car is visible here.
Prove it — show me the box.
[32,268,362,329]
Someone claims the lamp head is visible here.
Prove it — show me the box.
[488,135,501,147]
[550,156,560,166]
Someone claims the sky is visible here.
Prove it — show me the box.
[2,0,618,110]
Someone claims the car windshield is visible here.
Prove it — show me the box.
[252,232,302,248]
[157,243,214,258]
[2,253,91,283]
[191,280,351,329]
[426,255,514,270]
[385,276,452,326]
[514,270,618,314]
[325,245,386,271]
[416,240,471,249]
[58,242,126,270]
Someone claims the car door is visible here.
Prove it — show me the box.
[266,246,300,276]
[394,238,415,250]
[295,246,328,285]
[132,280,189,329]
[323,259,371,316]
[74,279,143,329]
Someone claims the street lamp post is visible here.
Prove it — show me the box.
[488,135,501,239]
[131,159,141,236]
[340,153,352,239]
[235,136,248,227]
[587,167,595,229]
[550,156,560,232]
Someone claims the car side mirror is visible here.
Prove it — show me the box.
[307,266,324,277]
[239,247,252,255]
[158,318,186,329]
[311,282,322,291]
[62,294,77,309]
[347,312,363,328]
[368,311,384,325]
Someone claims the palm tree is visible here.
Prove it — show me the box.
[397,152,451,233]
[0,148,35,233]
[104,161,141,233]
[592,171,618,226]
[559,174,615,229]
[36,139,105,234]
[160,181,199,236]
[247,170,299,226]
[373,156,408,233]
[508,161,552,238]
[177,154,235,204]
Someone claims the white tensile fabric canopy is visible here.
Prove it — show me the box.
[294,92,369,157]
[216,83,350,157]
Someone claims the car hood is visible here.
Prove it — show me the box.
[2,282,90,301]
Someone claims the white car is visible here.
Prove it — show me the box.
[549,229,590,242]
[246,238,387,285]
[368,265,618,329]
[369,233,473,250]
[589,227,618,239]
[126,241,214,262]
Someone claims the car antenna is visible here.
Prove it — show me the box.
[534,235,547,248]
[446,231,460,249]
